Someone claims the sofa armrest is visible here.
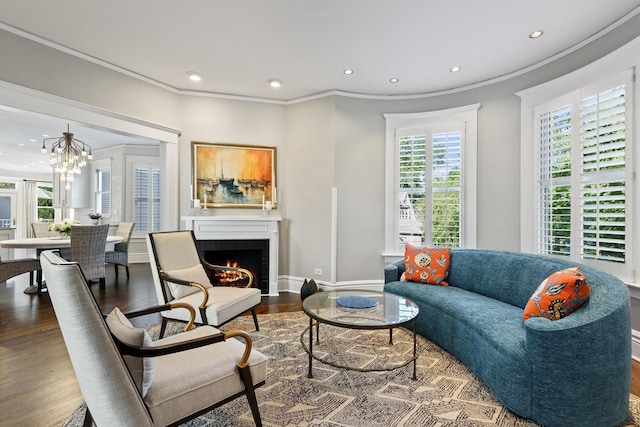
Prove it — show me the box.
[523,297,631,425]
[384,259,405,283]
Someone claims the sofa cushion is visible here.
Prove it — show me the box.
[105,307,155,396]
[523,267,590,321]
[403,244,450,285]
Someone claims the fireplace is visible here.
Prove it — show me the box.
[182,215,281,295]
[196,239,269,294]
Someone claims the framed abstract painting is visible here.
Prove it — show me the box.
[191,142,277,208]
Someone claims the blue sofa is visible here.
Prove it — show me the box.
[384,249,631,427]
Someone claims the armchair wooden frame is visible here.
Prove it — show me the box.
[148,231,260,338]
[102,303,264,427]
[40,249,265,427]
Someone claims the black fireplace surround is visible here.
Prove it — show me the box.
[196,239,269,294]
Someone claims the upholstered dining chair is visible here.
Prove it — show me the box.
[40,250,267,427]
[147,230,261,338]
[0,254,40,284]
[105,222,135,278]
[70,224,110,288]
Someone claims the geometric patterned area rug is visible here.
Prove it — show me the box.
[65,311,640,426]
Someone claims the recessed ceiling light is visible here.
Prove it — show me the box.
[186,71,203,82]
[343,69,354,75]
[450,66,461,73]
[268,79,282,88]
[390,78,399,83]
[529,30,544,39]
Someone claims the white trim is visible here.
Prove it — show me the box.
[518,37,639,280]
[331,187,338,284]
[383,104,480,254]
[278,275,384,294]
[5,6,640,105]
[0,80,181,143]
[633,329,640,361]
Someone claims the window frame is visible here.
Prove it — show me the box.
[95,166,111,217]
[520,66,636,282]
[384,104,479,258]
[90,159,111,218]
[125,155,160,237]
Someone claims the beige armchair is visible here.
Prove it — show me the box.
[40,250,267,427]
[147,230,261,338]
[105,222,135,278]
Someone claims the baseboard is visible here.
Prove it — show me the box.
[278,276,384,294]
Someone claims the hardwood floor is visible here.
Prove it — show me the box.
[0,263,301,427]
[0,263,637,426]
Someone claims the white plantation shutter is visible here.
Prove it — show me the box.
[133,164,160,233]
[432,131,462,247]
[397,127,462,248]
[534,70,632,277]
[96,168,110,215]
[536,104,572,256]
[579,84,627,264]
[398,133,426,245]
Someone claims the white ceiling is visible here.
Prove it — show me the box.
[1,0,640,173]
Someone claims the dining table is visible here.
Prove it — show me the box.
[0,235,124,294]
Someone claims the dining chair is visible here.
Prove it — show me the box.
[31,221,59,238]
[70,224,110,289]
[147,230,261,338]
[40,249,267,427]
[105,222,135,278]
[0,254,40,284]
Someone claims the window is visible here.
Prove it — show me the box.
[95,167,111,216]
[131,161,160,233]
[37,183,53,220]
[384,104,479,255]
[526,70,633,279]
[398,128,462,247]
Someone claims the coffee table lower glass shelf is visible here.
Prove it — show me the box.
[301,290,420,380]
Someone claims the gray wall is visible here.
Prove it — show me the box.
[2,14,640,298]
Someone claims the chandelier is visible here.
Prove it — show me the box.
[41,124,93,190]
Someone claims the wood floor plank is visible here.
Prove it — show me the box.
[0,264,301,426]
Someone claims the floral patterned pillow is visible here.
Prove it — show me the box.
[402,244,451,286]
[523,267,590,321]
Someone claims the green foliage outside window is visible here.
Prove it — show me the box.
[37,185,54,220]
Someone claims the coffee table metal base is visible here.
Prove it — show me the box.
[301,316,418,380]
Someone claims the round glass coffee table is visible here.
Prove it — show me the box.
[301,289,420,380]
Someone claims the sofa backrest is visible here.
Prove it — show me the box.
[447,249,627,309]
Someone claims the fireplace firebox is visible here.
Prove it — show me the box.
[196,239,269,294]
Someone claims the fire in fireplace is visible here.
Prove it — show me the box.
[196,239,269,294]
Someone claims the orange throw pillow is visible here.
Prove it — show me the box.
[403,244,451,286]
[523,267,590,321]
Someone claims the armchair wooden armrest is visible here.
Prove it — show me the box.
[158,268,210,309]
[107,302,256,364]
[119,302,198,332]
[201,258,254,288]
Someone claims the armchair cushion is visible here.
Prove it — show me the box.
[144,325,268,426]
[165,286,262,326]
[165,264,212,299]
[106,308,155,396]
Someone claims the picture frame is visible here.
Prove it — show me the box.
[191,141,277,208]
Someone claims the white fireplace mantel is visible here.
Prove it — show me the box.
[182,215,282,295]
